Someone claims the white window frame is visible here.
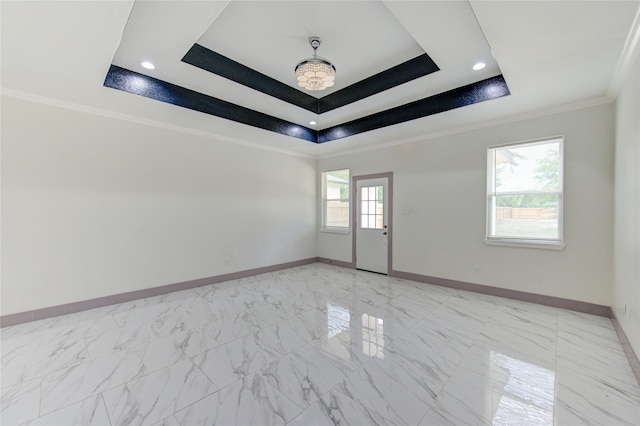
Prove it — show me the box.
[321,169,350,234]
[486,137,565,250]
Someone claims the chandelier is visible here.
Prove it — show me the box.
[295,37,336,91]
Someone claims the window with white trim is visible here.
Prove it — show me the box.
[487,137,564,249]
[321,169,350,232]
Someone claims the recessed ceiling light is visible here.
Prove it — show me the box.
[141,61,155,70]
[309,121,317,126]
[472,62,486,71]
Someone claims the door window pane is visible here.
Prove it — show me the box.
[360,185,383,229]
[376,215,383,229]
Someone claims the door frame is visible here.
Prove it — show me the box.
[352,172,394,274]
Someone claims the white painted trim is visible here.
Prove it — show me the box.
[607,4,640,98]
[484,239,565,251]
[485,137,564,251]
[320,228,350,235]
[0,88,315,159]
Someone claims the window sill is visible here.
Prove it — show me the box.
[484,238,565,250]
[321,227,350,235]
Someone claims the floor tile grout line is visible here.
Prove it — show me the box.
[27,270,460,422]
[427,296,505,404]
[422,301,505,425]
[167,359,221,423]
[3,264,639,425]
[31,377,43,425]
[172,356,310,423]
[100,393,114,426]
[29,392,112,425]
[324,384,397,426]
[259,364,312,415]
[36,350,144,418]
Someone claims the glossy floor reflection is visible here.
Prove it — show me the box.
[1,263,639,425]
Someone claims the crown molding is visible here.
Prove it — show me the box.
[2,87,614,162]
[0,88,315,159]
[608,3,640,98]
[317,96,613,159]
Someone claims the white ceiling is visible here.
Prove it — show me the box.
[1,1,638,158]
[197,1,427,96]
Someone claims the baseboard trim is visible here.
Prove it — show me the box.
[610,310,640,385]
[389,269,612,317]
[0,258,318,328]
[0,259,617,331]
[316,257,356,269]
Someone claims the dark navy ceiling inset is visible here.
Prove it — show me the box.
[103,65,317,142]
[182,43,440,114]
[316,54,439,114]
[319,75,510,142]
[183,44,318,113]
[104,65,509,144]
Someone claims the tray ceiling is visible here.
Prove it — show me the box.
[2,1,638,157]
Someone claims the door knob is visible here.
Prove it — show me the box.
[383,231,388,235]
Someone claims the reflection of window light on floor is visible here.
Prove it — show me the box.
[489,352,555,425]
[362,313,384,359]
[327,303,350,338]
[493,396,552,426]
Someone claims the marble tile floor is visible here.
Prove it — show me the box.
[1,263,639,425]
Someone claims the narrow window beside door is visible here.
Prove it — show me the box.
[321,169,350,232]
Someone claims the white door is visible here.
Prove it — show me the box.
[356,177,389,274]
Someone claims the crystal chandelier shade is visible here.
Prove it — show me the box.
[295,37,335,91]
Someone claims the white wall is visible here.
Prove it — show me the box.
[614,50,640,356]
[318,104,615,306]
[1,96,317,315]
[0,95,621,316]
